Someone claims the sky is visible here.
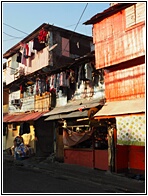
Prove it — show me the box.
[2,1,110,56]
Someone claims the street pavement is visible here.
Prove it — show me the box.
[3,152,146,194]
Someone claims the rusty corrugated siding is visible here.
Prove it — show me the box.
[94,12,145,69]
[3,111,48,122]
[104,63,145,102]
[84,3,135,25]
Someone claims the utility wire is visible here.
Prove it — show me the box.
[4,38,23,41]
[57,3,88,64]
[3,4,88,68]
[73,3,88,33]
[3,23,28,35]
[3,6,88,52]
[3,32,24,39]
[65,20,85,28]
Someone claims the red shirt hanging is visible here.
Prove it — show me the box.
[38,28,48,43]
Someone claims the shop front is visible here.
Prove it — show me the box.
[44,99,116,171]
[62,117,116,171]
[94,98,145,174]
[44,99,101,165]
[63,120,110,170]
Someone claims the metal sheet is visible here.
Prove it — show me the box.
[43,98,104,117]
[3,114,15,123]
[19,111,47,122]
[8,113,27,122]
[3,111,48,123]
[94,97,145,118]
[45,110,88,121]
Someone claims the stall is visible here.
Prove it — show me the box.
[63,118,111,170]
[44,98,112,170]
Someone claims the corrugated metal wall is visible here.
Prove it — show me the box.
[105,63,145,101]
[93,3,145,69]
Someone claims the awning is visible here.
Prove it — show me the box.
[3,114,15,123]
[45,110,88,121]
[44,98,104,117]
[19,112,47,122]
[94,98,145,119]
[3,111,48,123]
[44,98,104,121]
[8,113,27,123]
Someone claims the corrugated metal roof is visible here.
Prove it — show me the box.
[45,110,88,121]
[3,114,15,123]
[3,111,48,123]
[43,98,104,117]
[19,111,47,122]
[94,97,145,118]
[8,113,27,122]
[84,3,135,25]
[3,23,92,59]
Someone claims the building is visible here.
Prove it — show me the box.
[84,3,145,174]
[3,23,93,157]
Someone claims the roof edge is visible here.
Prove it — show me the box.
[3,23,92,59]
[84,3,136,25]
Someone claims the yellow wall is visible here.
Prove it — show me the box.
[6,124,35,150]
[3,105,9,113]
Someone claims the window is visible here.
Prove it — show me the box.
[125,3,145,28]
[62,37,69,57]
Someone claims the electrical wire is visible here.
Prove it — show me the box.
[3,23,29,35]
[3,32,24,39]
[3,38,23,42]
[57,3,88,64]
[65,21,85,28]
[3,4,88,55]
[73,3,88,32]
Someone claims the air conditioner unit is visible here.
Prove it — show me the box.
[11,99,21,105]
[11,100,15,105]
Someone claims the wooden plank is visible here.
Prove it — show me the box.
[136,3,145,23]
[125,5,135,28]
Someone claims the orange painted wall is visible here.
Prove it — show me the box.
[104,61,145,101]
[93,10,145,69]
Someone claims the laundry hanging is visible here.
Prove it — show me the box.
[38,28,48,43]
[33,37,45,51]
